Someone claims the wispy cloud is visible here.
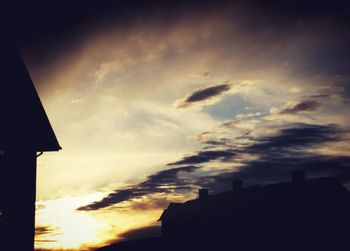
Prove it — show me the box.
[247,123,342,151]
[78,166,199,211]
[35,226,57,236]
[167,149,237,165]
[79,120,350,211]
[279,100,322,115]
[25,1,350,249]
[35,225,59,244]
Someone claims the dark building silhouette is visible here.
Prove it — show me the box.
[0,42,61,250]
[159,172,350,250]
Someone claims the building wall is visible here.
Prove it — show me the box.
[0,149,36,250]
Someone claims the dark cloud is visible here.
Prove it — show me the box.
[35,226,55,236]
[14,0,350,101]
[79,123,349,211]
[248,123,342,152]
[78,165,198,211]
[167,149,236,165]
[176,84,231,108]
[80,121,349,212]
[204,124,349,191]
[192,124,350,193]
[35,225,58,243]
[279,100,322,114]
[186,84,231,103]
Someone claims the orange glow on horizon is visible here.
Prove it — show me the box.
[35,194,164,250]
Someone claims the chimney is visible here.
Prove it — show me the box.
[198,189,209,199]
[292,171,305,183]
[233,179,243,191]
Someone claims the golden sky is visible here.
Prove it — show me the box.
[19,1,350,250]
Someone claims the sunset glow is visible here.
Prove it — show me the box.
[15,1,350,250]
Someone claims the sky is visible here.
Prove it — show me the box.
[12,0,350,250]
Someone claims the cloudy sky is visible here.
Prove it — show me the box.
[14,0,350,250]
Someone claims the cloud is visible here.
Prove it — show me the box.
[196,123,349,192]
[79,121,349,212]
[279,100,322,114]
[35,225,58,243]
[175,84,232,108]
[194,123,350,193]
[35,226,56,236]
[239,123,346,176]
[247,123,342,152]
[167,149,237,165]
[266,92,346,123]
[20,2,350,249]
[207,154,350,192]
[30,0,350,216]
[78,165,199,211]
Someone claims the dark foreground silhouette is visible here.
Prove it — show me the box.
[97,172,350,251]
[0,41,61,250]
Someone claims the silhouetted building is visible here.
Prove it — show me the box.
[0,42,61,250]
[159,172,350,250]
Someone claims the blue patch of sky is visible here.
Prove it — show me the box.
[203,94,253,120]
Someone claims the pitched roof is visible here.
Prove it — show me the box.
[159,176,350,221]
[0,42,61,152]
